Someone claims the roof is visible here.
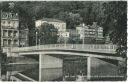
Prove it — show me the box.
[77,23,103,29]
[37,18,65,23]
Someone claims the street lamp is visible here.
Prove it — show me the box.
[82,29,85,48]
[64,32,69,48]
[64,37,66,48]
[36,31,38,46]
[39,39,40,45]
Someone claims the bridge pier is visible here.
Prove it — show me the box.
[39,54,42,81]
[39,53,63,81]
[0,63,1,79]
[87,57,91,80]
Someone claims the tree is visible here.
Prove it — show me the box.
[103,1,127,57]
[55,12,83,29]
[103,1,127,79]
[38,23,58,44]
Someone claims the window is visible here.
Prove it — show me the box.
[8,30,12,37]
[2,13,7,18]
[3,39,7,46]
[14,40,18,45]
[8,40,11,46]
[90,32,94,34]
[8,21,11,24]
[2,21,5,24]
[13,21,15,25]
[3,30,6,36]
[14,31,17,37]
[100,32,103,34]
[3,30,7,37]
[8,13,11,18]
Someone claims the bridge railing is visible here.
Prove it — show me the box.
[11,44,117,53]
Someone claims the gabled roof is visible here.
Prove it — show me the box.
[77,23,103,29]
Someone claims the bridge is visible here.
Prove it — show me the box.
[11,44,116,53]
[9,44,122,60]
[6,44,124,81]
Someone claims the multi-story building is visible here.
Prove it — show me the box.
[35,18,67,44]
[19,23,29,47]
[67,29,80,43]
[76,22,104,44]
[35,18,66,36]
[1,11,19,48]
[35,18,66,31]
[0,3,29,52]
[76,23,85,39]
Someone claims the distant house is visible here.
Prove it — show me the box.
[57,31,70,43]
[67,29,80,43]
[35,18,67,41]
[76,22,104,44]
[19,23,29,47]
[35,18,66,32]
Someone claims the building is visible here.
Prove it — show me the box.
[57,31,70,43]
[67,29,80,43]
[19,23,29,47]
[35,18,67,43]
[35,18,66,32]
[76,22,104,44]
[1,11,19,48]
[19,29,29,47]
[76,23,86,39]
[0,3,29,52]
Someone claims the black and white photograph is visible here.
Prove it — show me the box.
[0,1,127,81]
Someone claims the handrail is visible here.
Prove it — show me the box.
[11,44,117,53]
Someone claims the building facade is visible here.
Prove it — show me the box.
[35,18,66,37]
[67,29,80,43]
[19,29,29,47]
[35,18,67,44]
[0,3,29,52]
[19,23,29,47]
[35,18,66,32]
[1,11,19,48]
[76,22,104,44]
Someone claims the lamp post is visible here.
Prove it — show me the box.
[36,31,38,46]
[64,32,69,48]
[82,29,85,48]
[39,39,40,45]
[64,37,66,48]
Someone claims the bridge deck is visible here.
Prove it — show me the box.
[10,44,117,54]
[6,44,124,61]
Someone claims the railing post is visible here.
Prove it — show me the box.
[65,42,66,48]
[82,43,84,49]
